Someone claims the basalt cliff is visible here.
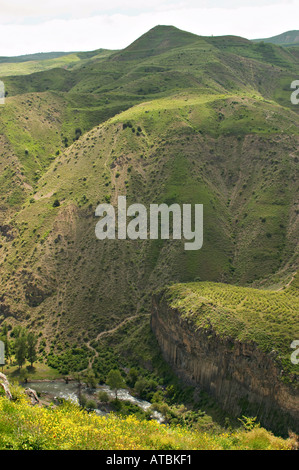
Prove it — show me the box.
[151,290,299,436]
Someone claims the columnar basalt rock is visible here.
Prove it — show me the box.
[151,292,299,435]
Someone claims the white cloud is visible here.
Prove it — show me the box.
[0,2,298,56]
[0,0,296,21]
[0,0,177,21]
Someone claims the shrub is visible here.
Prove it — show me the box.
[98,391,109,403]
[85,399,97,411]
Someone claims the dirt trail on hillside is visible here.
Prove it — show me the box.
[86,313,150,367]
[277,273,296,291]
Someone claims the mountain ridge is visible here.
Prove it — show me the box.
[253,30,299,46]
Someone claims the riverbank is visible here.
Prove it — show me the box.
[19,378,164,422]
[2,361,62,381]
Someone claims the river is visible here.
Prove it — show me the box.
[21,380,164,423]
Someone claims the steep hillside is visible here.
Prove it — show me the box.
[0,91,298,345]
[0,26,298,420]
[0,26,298,221]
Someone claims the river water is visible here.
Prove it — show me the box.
[22,381,164,423]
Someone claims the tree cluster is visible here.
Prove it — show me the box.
[0,324,38,369]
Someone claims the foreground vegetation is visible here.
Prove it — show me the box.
[0,386,295,450]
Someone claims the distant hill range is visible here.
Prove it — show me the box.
[0,51,73,64]
[253,30,299,46]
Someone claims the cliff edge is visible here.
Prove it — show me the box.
[151,285,299,436]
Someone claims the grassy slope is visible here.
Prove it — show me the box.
[0,50,115,77]
[0,91,298,355]
[0,54,81,77]
[253,31,299,46]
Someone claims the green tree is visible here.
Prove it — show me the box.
[12,325,22,339]
[85,399,97,411]
[15,331,27,369]
[53,199,60,207]
[106,369,126,400]
[79,393,87,408]
[126,367,139,388]
[27,332,37,367]
[84,370,97,388]
[74,128,82,140]
[134,377,149,399]
[98,391,109,403]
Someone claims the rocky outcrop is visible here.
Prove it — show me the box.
[151,292,299,436]
[24,388,39,405]
[0,374,40,405]
[0,373,12,400]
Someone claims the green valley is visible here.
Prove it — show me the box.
[0,25,298,449]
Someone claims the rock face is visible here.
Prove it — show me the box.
[0,373,40,405]
[0,372,12,400]
[24,388,39,405]
[151,292,299,435]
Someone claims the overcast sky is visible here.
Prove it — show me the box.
[0,0,298,56]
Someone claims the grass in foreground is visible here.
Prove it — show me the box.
[0,388,295,450]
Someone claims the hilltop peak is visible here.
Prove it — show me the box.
[148,25,179,33]
[112,24,202,60]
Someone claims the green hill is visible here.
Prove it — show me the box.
[112,25,203,60]
[0,52,75,63]
[253,30,299,46]
[0,90,298,358]
[0,25,298,438]
[0,49,115,77]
